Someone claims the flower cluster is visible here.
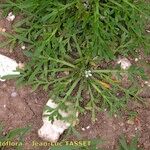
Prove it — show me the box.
[83,0,90,10]
[85,70,92,78]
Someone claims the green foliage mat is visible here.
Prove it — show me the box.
[0,0,149,121]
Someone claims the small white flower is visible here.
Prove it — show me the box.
[100,16,106,20]
[21,45,26,50]
[117,58,131,70]
[83,3,88,8]
[85,70,88,74]
[85,74,89,78]
[6,12,15,22]
[89,73,92,77]
[85,70,92,78]
[83,0,90,9]
[135,58,138,62]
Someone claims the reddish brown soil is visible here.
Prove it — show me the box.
[0,81,48,150]
[0,9,150,150]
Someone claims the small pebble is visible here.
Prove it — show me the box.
[135,127,138,131]
[81,127,85,131]
[139,56,142,60]
[11,92,18,97]
[6,12,15,22]
[119,123,124,126]
[116,93,120,96]
[117,58,131,70]
[127,119,134,125]
[21,45,26,50]
[64,71,69,75]
[86,126,90,129]
[114,114,117,118]
[135,58,138,62]
[146,29,150,33]
[3,105,6,108]
[0,27,6,32]
[123,128,126,132]
[18,62,25,69]
[141,83,144,87]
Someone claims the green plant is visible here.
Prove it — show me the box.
[0,0,149,121]
[18,52,145,122]
[0,0,149,56]
[0,124,31,150]
[127,111,138,120]
[119,135,141,150]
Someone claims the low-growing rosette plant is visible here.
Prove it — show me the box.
[18,51,146,122]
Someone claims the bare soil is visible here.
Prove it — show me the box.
[0,10,150,150]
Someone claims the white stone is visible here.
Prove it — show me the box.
[21,45,26,50]
[144,81,149,84]
[0,28,6,32]
[135,127,138,131]
[81,127,85,131]
[117,58,131,70]
[11,92,18,97]
[46,99,57,109]
[6,12,15,22]
[86,126,90,129]
[38,99,78,142]
[146,29,150,33]
[0,54,20,81]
